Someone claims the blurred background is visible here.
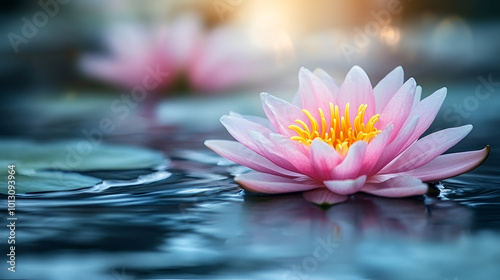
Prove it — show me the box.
[1,1,500,279]
[1,0,499,138]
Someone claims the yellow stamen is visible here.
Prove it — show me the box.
[288,103,381,155]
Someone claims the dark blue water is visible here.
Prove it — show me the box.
[0,124,498,280]
[1,84,499,280]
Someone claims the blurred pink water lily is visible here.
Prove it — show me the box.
[205,66,490,205]
[80,13,270,93]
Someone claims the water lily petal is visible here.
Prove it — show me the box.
[361,124,393,174]
[397,146,490,182]
[248,131,302,173]
[205,140,301,177]
[373,66,404,113]
[310,139,343,180]
[235,172,320,194]
[361,176,428,197]
[381,124,473,174]
[337,66,376,124]
[377,78,416,135]
[369,116,420,176]
[331,141,367,179]
[400,87,447,150]
[366,174,397,184]
[220,114,274,151]
[313,68,339,99]
[302,188,348,205]
[268,133,320,179]
[261,92,303,137]
[247,131,319,180]
[413,85,422,108]
[324,175,367,195]
[228,112,274,130]
[298,68,336,120]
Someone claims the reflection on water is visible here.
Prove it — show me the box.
[0,81,499,279]
[1,126,499,280]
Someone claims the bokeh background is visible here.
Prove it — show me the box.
[1,0,500,138]
[1,1,500,280]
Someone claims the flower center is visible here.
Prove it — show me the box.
[288,103,381,156]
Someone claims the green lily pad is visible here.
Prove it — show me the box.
[0,168,102,194]
[0,139,166,171]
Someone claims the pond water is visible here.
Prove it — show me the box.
[1,86,499,280]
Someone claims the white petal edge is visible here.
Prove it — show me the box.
[381,124,473,174]
[397,146,490,182]
[337,65,376,124]
[361,176,428,197]
[313,68,339,98]
[303,188,348,206]
[235,172,321,194]
[373,66,404,113]
[204,140,301,177]
[310,139,342,180]
[323,175,367,195]
[331,141,367,179]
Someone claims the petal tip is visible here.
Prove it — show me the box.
[468,145,491,172]
[407,77,416,86]
[436,87,448,98]
[459,124,474,135]
[220,114,229,123]
[350,65,367,75]
[298,67,314,79]
[302,189,348,206]
[351,65,364,72]
[345,65,370,84]
[477,145,491,167]
[298,66,312,76]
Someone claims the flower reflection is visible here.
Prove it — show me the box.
[238,192,471,240]
[215,192,473,278]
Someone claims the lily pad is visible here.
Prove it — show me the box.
[0,169,102,194]
[0,139,166,171]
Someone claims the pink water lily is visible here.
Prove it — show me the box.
[205,66,490,205]
[80,13,270,93]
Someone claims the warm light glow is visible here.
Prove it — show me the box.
[379,26,401,46]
